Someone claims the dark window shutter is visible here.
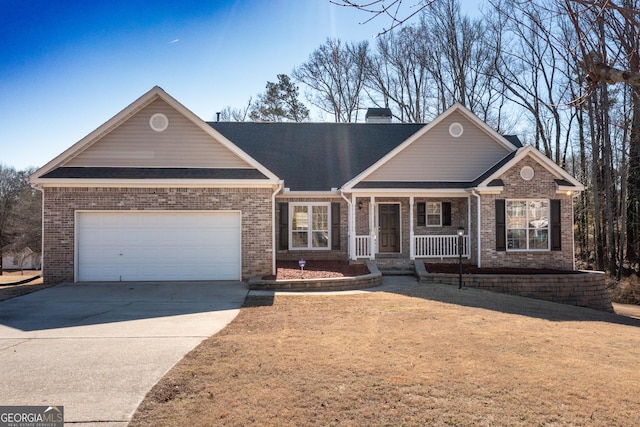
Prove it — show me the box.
[496,199,506,251]
[279,203,288,250]
[550,199,561,251]
[417,202,426,226]
[442,202,452,226]
[331,202,341,250]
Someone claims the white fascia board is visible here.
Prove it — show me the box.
[556,185,582,195]
[349,188,470,198]
[473,186,504,195]
[475,145,584,191]
[36,179,280,188]
[30,86,280,184]
[279,190,342,198]
[342,103,518,191]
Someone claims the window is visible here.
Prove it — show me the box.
[417,201,451,227]
[506,199,549,250]
[426,202,441,226]
[290,203,330,249]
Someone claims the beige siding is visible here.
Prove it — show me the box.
[65,98,252,168]
[364,111,512,182]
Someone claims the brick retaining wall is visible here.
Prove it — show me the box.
[416,262,612,312]
[248,261,382,292]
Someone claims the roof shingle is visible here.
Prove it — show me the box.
[209,122,424,191]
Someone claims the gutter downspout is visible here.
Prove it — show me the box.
[31,183,45,278]
[471,190,481,268]
[340,190,353,260]
[271,181,284,275]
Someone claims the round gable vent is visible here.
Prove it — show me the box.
[520,166,535,181]
[149,113,169,132]
[449,122,464,138]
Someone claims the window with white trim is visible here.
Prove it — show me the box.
[290,203,330,249]
[506,199,549,250]
[426,202,442,226]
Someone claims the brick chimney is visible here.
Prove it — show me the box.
[365,108,393,123]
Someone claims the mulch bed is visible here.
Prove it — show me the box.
[425,263,582,275]
[263,260,370,280]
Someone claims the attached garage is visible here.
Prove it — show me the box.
[75,211,241,281]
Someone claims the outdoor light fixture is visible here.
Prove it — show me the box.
[457,226,465,289]
[298,259,306,271]
[358,201,363,210]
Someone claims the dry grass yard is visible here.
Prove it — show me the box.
[130,278,640,426]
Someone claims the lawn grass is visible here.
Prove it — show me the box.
[130,280,640,426]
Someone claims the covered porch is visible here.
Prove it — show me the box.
[346,193,474,263]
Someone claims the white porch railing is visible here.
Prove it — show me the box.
[414,235,469,258]
[355,235,371,258]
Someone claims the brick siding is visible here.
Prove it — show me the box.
[42,186,273,283]
[480,156,576,270]
[275,197,348,262]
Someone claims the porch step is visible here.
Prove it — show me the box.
[375,260,416,276]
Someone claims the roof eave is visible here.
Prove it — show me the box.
[33,178,280,188]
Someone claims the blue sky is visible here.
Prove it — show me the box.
[1,0,481,170]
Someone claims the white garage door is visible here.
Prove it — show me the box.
[76,211,241,281]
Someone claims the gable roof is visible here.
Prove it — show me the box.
[31,87,546,194]
[209,122,424,191]
[31,86,279,186]
[475,145,584,192]
[342,103,521,191]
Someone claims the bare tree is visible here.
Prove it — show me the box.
[365,24,435,122]
[333,0,640,86]
[0,166,34,274]
[293,39,369,122]
[7,173,42,266]
[218,97,252,122]
[486,0,574,163]
[364,0,509,125]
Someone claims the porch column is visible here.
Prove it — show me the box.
[350,193,356,260]
[467,195,472,259]
[409,196,415,260]
[369,196,375,260]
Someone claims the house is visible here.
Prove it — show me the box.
[30,86,583,283]
[2,247,41,271]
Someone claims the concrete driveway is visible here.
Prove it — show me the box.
[0,281,248,426]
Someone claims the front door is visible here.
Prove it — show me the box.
[378,204,400,253]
